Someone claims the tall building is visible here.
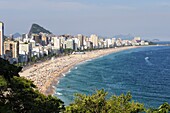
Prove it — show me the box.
[22,33,29,39]
[59,36,66,49]
[77,34,84,47]
[65,39,75,50]
[22,33,29,42]
[32,34,42,45]
[52,37,61,50]
[72,38,79,51]
[111,38,116,47]
[115,38,122,47]
[4,40,19,59]
[98,38,104,48]
[86,41,93,49]
[41,34,48,46]
[105,39,112,48]
[90,34,98,48]
[134,37,141,41]
[0,21,4,57]
[19,42,32,62]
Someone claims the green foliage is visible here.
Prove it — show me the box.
[107,92,144,113]
[30,56,37,63]
[0,58,64,113]
[65,89,144,113]
[0,58,22,82]
[29,23,52,35]
[66,90,170,113]
[0,77,65,113]
[146,102,170,113]
[66,89,108,113]
[0,76,7,86]
[63,48,73,55]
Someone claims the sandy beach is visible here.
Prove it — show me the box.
[19,46,140,95]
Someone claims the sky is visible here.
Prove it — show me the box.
[0,0,170,41]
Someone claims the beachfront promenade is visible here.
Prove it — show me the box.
[19,46,139,95]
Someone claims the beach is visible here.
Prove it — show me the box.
[19,46,140,95]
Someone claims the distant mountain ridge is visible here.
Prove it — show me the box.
[29,23,52,35]
[114,34,134,40]
[152,39,160,42]
[13,33,21,38]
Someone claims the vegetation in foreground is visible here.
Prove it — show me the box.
[0,58,64,113]
[0,58,170,113]
[65,90,170,113]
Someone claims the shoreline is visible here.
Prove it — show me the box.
[19,46,142,95]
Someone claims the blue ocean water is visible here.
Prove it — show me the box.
[54,46,170,108]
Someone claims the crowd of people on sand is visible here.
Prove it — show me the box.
[19,46,137,95]
[22,55,82,93]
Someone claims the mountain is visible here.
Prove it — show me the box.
[29,23,52,35]
[114,34,134,40]
[4,35,7,39]
[13,32,21,38]
[152,39,160,42]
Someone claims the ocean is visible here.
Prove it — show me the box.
[54,46,170,108]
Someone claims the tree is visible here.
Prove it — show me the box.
[0,58,65,113]
[0,58,22,82]
[66,89,108,113]
[66,90,170,113]
[146,102,170,113]
[65,89,144,113]
[30,56,37,63]
[107,92,144,113]
[63,48,73,55]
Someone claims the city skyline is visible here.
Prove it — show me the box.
[0,0,170,41]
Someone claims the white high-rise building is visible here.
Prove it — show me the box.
[90,34,98,48]
[105,39,112,48]
[111,38,116,47]
[52,37,61,50]
[0,21,4,58]
[77,34,84,47]
[73,38,80,51]
[65,39,74,50]
[134,37,141,41]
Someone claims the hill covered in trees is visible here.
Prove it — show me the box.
[0,58,170,113]
[29,23,52,35]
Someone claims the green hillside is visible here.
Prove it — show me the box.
[29,23,52,35]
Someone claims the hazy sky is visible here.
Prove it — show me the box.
[0,0,170,40]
